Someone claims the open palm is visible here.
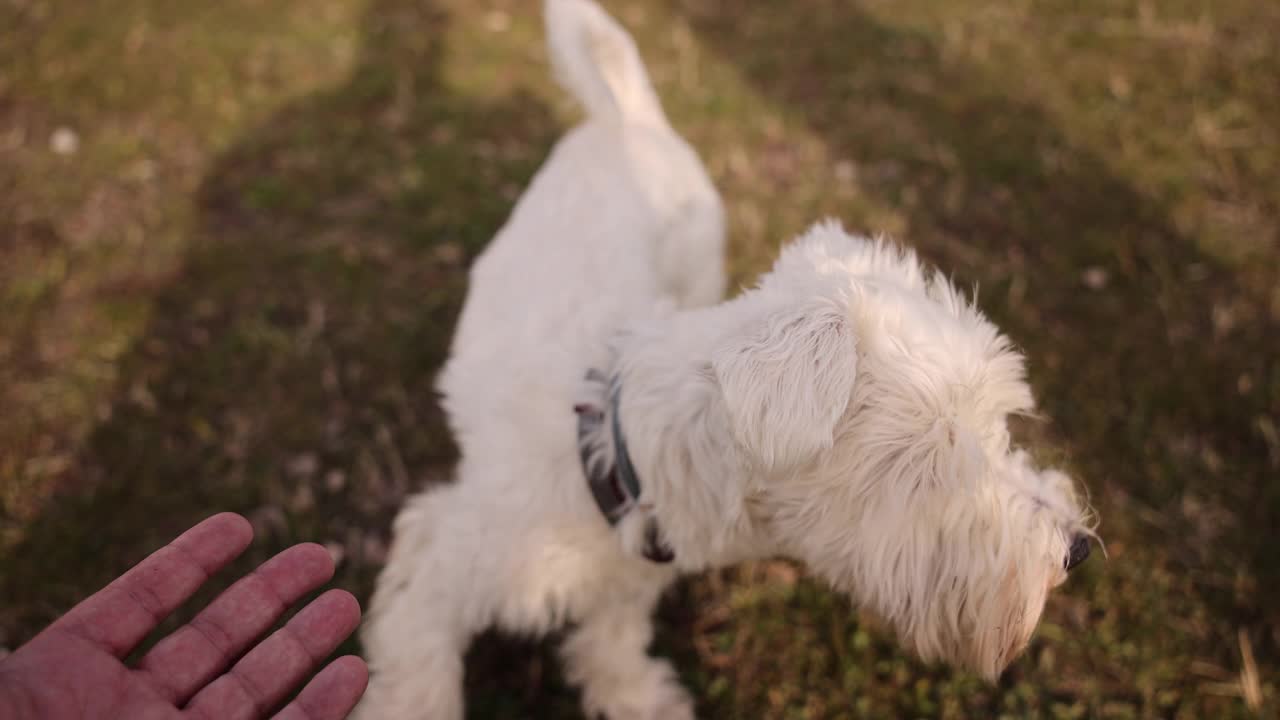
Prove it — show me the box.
[0,513,368,720]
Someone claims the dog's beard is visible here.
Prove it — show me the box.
[765,436,1087,680]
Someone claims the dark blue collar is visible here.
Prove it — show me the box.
[576,379,673,563]
[609,386,643,501]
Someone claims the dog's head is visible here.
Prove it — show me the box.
[712,222,1093,680]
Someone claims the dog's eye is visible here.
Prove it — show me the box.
[1064,533,1091,571]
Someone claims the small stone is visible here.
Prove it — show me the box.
[434,242,465,265]
[129,158,156,181]
[1237,374,1253,395]
[834,160,857,184]
[763,560,800,586]
[1081,266,1109,290]
[1109,74,1132,100]
[325,469,347,492]
[1212,303,1237,337]
[50,127,79,155]
[362,534,389,565]
[129,382,157,412]
[287,453,319,478]
[324,541,346,567]
[1,126,25,151]
[290,483,316,513]
[484,10,511,33]
[249,505,288,538]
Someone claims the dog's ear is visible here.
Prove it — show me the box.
[711,300,857,471]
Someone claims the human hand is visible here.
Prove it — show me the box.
[0,513,367,720]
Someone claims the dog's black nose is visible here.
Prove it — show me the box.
[1065,533,1091,571]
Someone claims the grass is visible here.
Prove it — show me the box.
[1,0,1277,717]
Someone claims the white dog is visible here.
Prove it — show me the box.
[355,1,1094,718]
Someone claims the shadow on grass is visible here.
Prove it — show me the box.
[0,0,584,715]
[660,0,1278,713]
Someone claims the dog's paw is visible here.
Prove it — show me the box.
[647,682,696,720]
[581,659,697,720]
[595,694,696,720]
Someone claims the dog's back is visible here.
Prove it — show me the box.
[437,0,724,458]
[356,6,722,716]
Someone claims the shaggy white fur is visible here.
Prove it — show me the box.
[355,1,1093,718]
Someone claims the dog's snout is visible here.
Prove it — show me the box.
[1065,533,1091,571]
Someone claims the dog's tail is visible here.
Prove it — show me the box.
[544,0,667,125]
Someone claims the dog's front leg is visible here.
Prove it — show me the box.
[559,597,695,720]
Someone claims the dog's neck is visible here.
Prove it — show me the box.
[589,301,780,571]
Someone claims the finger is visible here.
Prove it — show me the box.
[185,590,361,720]
[272,656,369,720]
[50,513,253,657]
[138,543,336,704]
